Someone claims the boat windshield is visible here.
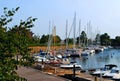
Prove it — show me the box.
[66,49,79,53]
[39,52,47,57]
[102,66,110,71]
[111,70,119,73]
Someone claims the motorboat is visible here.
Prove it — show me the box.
[60,62,82,69]
[94,46,104,53]
[61,57,70,64]
[81,50,90,56]
[81,49,94,56]
[103,67,120,78]
[65,49,81,57]
[85,47,95,54]
[112,73,120,80]
[92,64,117,76]
[33,52,49,62]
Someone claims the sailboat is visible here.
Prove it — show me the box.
[65,12,81,57]
[45,22,62,65]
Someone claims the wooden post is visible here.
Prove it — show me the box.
[41,59,44,71]
[94,77,97,81]
[100,73,102,81]
[73,64,76,77]
[54,67,56,74]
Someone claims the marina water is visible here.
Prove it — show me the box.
[70,49,120,70]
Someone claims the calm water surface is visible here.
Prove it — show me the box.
[70,49,120,70]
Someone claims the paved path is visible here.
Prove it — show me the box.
[16,67,69,81]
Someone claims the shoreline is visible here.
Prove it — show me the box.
[32,63,113,81]
[29,46,116,81]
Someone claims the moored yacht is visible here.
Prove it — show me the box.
[81,49,95,56]
[94,47,104,53]
[81,50,90,56]
[65,49,81,57]
[92,64,117,76]
[60,62,82,69]
[112,73,120,80]
[103,67,120,78]
[33,52,49,62]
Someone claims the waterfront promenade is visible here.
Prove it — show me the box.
[16,66,69,81]
[16,65,113,81]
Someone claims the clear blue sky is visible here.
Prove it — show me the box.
[0,0,120,39]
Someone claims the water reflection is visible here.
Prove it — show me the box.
[70,49,120,69]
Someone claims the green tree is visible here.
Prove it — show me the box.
[40,34,61,45]
[77,31,87,47]
[100,33,111,46]
[0,7,36,81]
[64,38,73,45]
[111,36,120,46]
[40,34,49,45]
[95,34,101,45]
[31,34,41,45]
[53,35,61,44]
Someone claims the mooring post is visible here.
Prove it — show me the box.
[94,77,97,81]
[41,59,44,71]
[100,72,102,81]
[73,64,76,77]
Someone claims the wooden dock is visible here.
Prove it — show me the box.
[31,64,113,81]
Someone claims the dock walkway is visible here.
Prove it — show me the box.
[16,65,113,81]
[16,66,69,81]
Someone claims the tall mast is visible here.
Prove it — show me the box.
[52,26,56,50]
[86,21,91,46]
[79,20,81,48]
[73,12,76,49]
[66,20,68,49]
[52,21,54,50]
[86,21,89,46]
[49,21,51,36]
[47,21,51,51]
[84,26,86,47]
